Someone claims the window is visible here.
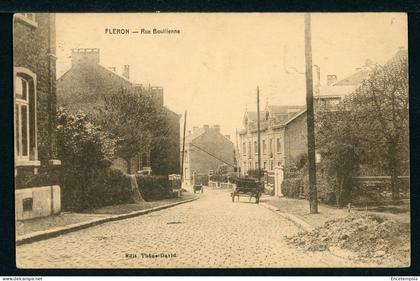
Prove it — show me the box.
[140,151,151,169]
[14,68,37,165]
[22,198,33,212]
[277,161,281,167]
[276,138,281,153]
[15,76,30,160]
[254,141,257,154]
[263,161,267,169]
[248,142,252,158]
[270,161,274,171]
[21,13,36,21]
[262,140,267,154]
[269,139,273,155]
[15,13,38,28]
[242,142,246,155]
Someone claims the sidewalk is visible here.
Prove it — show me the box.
[260,195,410,230]
[260,195,410,267]
[16,191,198,244]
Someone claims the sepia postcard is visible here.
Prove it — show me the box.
[13,13,409,269]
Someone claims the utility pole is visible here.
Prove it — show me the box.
[304,13,318,214]
[257,86,262,184]
[180,111,187,184]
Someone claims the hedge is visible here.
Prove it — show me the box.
[136,175,171,201]
[281,177,304,199]
[61,167,132,211]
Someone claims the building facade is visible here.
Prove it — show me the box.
[57,48,180,175]
[237,64,372,176]
[237,105,304,175]
[14,13,62,220]
[182,125,235,185]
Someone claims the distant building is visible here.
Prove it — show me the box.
[14,13,61,220]
[237,105,304,175]
[182,125,235,184]
[314,60,373,110]
[238,63,373,174]
[57,48,180,175]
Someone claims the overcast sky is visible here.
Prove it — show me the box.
[56,13,407,140]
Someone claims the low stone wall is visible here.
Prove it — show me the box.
[219,182,235,189]
[15,185,61,221]
[208,181,218,188]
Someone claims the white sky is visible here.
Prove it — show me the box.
[55,13,407,140]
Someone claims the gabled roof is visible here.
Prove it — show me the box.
[318,67,371,97]
[245,111,266,122]
[284,109,307,126]
[333,68,370,87]
[185,128,206,143]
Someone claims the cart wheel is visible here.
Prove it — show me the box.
[201,187,204,193]
[232,195,234,202]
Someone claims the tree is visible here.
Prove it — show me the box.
[97,88,170,174]
[56,107,116,210]
[317,50,408,201]
[350,51,408,200]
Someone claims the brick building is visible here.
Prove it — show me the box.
[57,48,180,175]
[237,105,304,175]
[238,64,372,175]
[182,125,235,185]
[14,13,61,220]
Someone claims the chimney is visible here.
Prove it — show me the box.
[224,135,231,140]
[71,48,100,66]
[122,65,130,80]
[203,125,210,131]
[327,75,338,86]
[213,125,220,133]
[150,87,164,106]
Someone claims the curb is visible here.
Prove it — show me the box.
[260,202,314,232]
[16,197,199,246]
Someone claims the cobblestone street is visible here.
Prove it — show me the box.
[16,189,374,268]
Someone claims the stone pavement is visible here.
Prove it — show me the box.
[16,189,378,268]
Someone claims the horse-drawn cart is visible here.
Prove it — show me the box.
[231,178,262,204]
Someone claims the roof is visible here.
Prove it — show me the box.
[284,109,307,126]
[245,111,266,122]
[333,68,370,86]
[267,105,304,115]
[185,128,206,143]
[317,67,371,97]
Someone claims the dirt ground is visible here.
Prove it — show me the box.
[287,213,410,267]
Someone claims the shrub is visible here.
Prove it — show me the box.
[136,175,171,201]
[56,107,136,211]
[281,177,304,198]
